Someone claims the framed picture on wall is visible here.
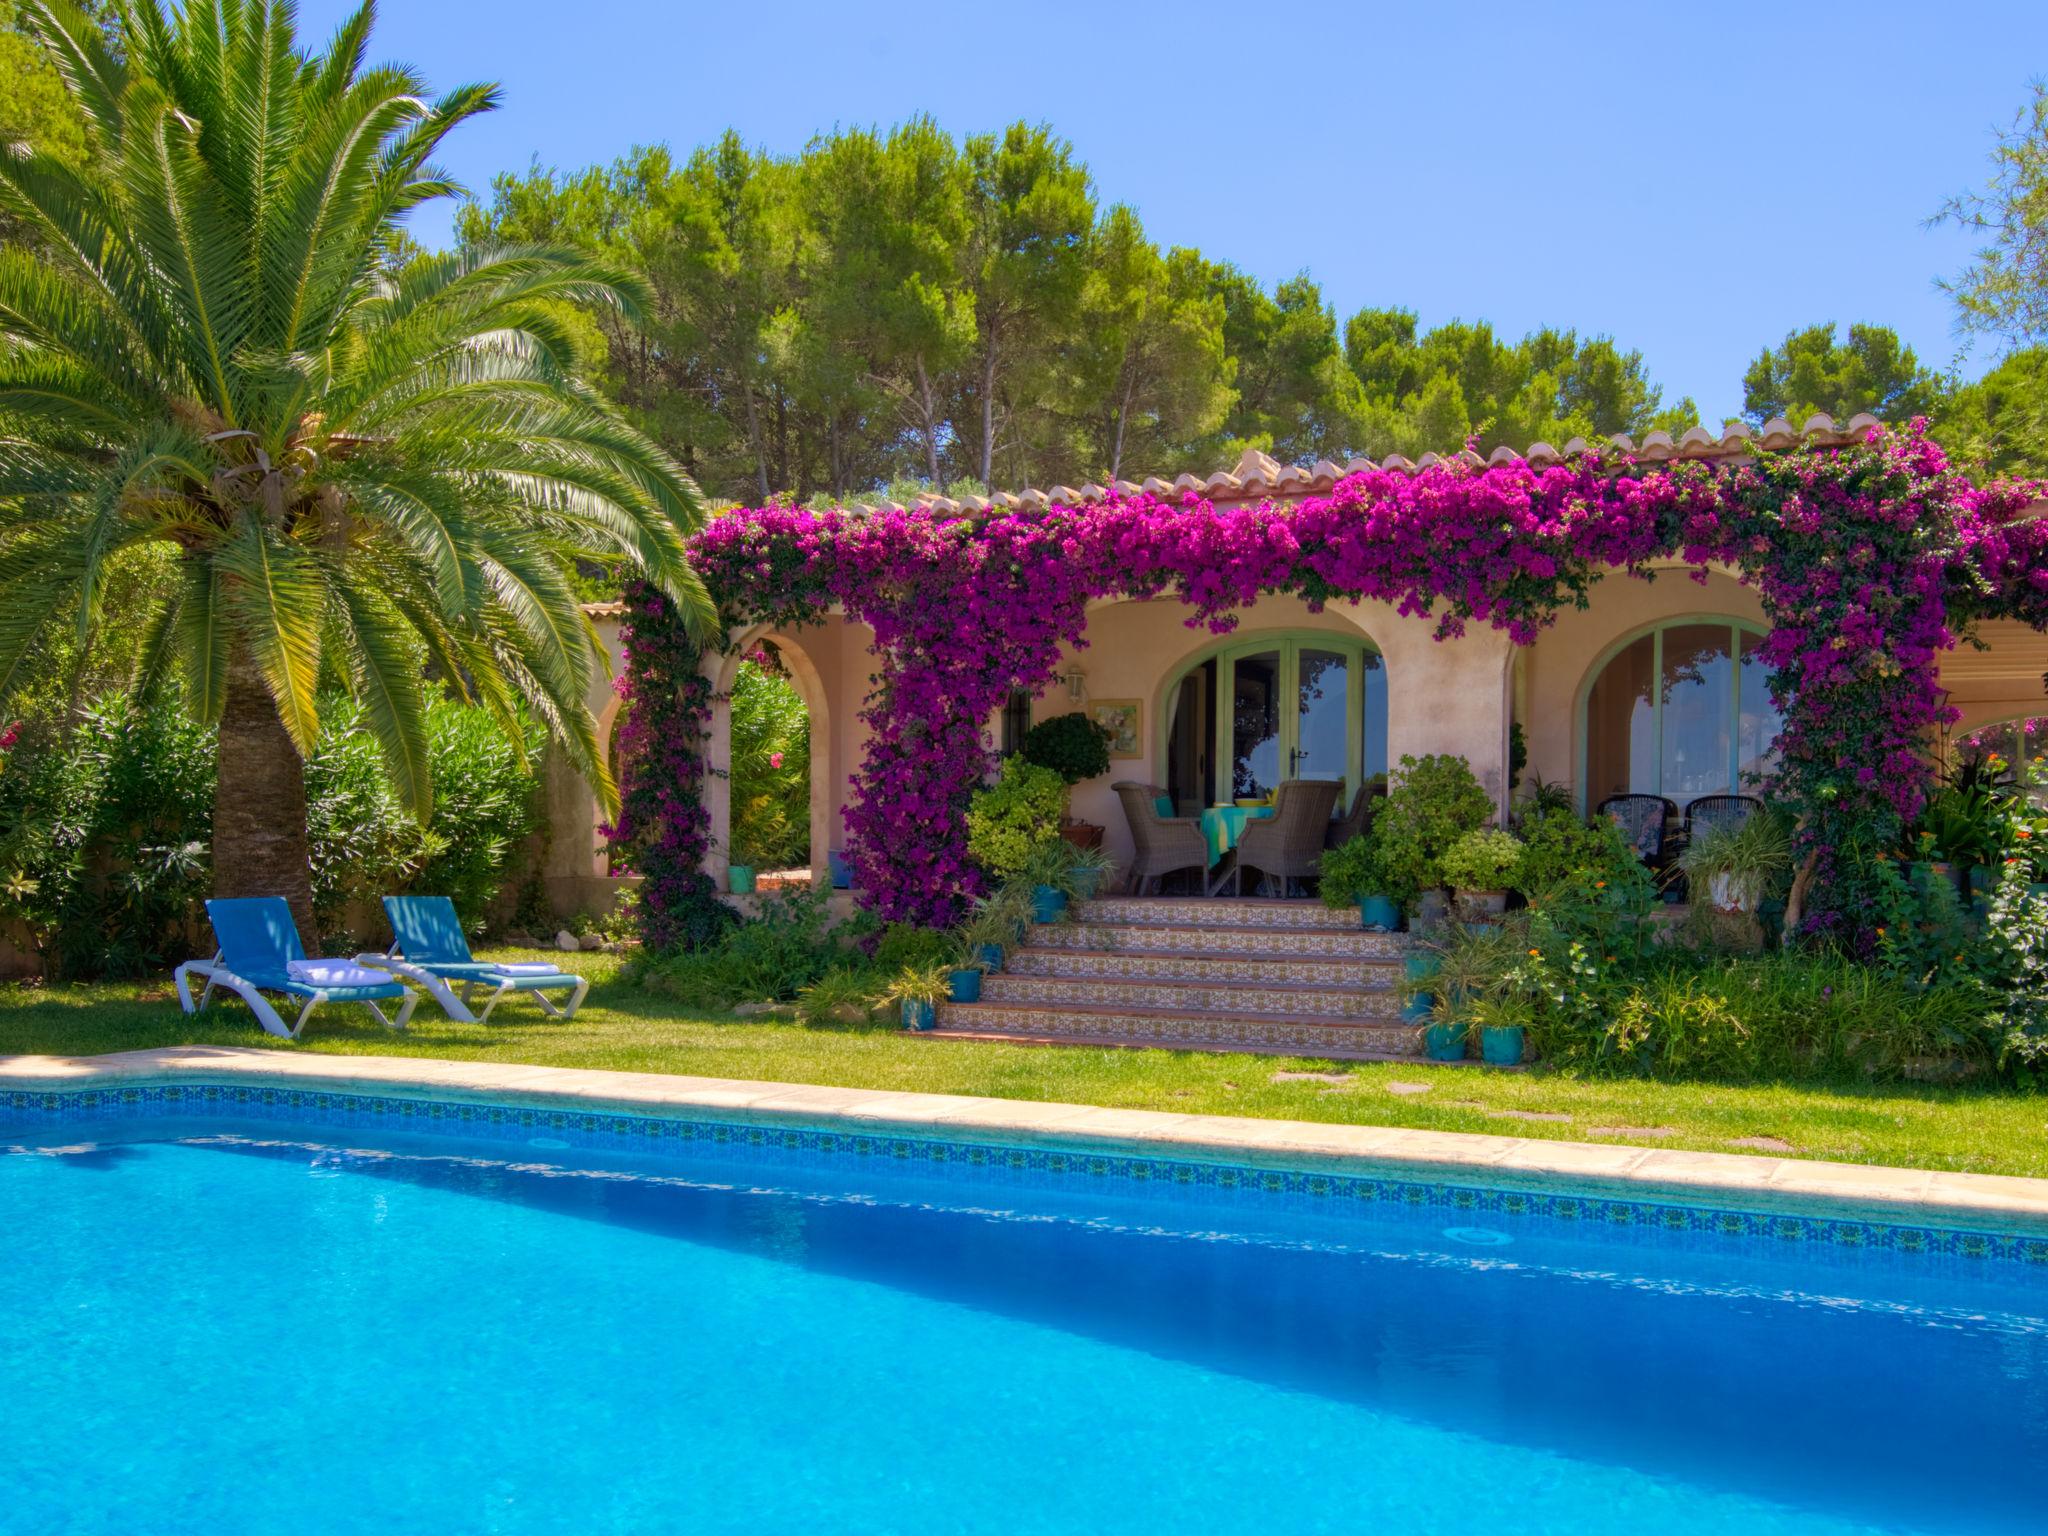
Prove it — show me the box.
[1091,700,1142,759]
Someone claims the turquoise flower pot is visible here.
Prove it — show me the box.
[1401,989,1435,1025]
[901,999,936,1031]
[947,968,982,1004]
[976,943,1004,972]
[727,865,756,895]
[1357,894,1400,932]
[1403,951,1440,983]
[1424,1023,1467,1062]
[1481,1025,1526,1066]
[1031,885,1068,923]
[1071,869,1104,900]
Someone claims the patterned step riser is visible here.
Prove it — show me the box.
[1005,950,1395,987]
[1031,923,1403,960]
[982,976,1402,1020]
[1072,897,1368,932]
[938,1004,1425,1057]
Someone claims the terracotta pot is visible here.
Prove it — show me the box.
[1060,821,1104,851]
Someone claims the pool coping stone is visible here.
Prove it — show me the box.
[4,1046,2045,1235]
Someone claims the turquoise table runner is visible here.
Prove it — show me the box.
[1200,804,1274,868]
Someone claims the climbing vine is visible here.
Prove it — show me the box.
[630,426,2043,944]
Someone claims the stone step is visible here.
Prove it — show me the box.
[1004,947,1398,988]
[918,1028,1426,1064]
[935,1000,1425,1058]
[1070,895,1368,932]
[1028,920,1403,961]
[981,973,1402,1020]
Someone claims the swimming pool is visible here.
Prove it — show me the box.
[4,1078,2044,1536]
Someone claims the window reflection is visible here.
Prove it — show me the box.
[1584,621,1779,804]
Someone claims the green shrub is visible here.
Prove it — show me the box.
[729,655,811,869]
[1372,754,1493,906]
[0,695,213,978]
[1438,828,1525,892]
[1020,712,1112,785]
[1513,802,1646,901]
[1318,828,1385,908]
[965,757,1068,879]
[637,886,841,1005]
[305,700,429,937]
[413,700,543,923]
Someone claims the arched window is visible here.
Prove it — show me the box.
[1957,716,2048,804]
[1582,620,1782,806]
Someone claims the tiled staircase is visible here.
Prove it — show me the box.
[934,895,1424,1059]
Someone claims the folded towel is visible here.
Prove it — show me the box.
[287,960,394,989]
[490,962,565,977]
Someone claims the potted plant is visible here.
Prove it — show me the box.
[944,936,988,1003]
[1400,948,1440,1024]
[1467,993,1533,1066]
[1019,838,1079,923]
[960,892,1026,972]
[1414,919,1522,1061]
[1371,754,1493,922]
[1438,828,1525,921]
[884,962,952,1031]
[1678,811,1793,915]
[966,757,1069,880]
[1020,713,1114,849]
[1320,828,1401,932]
[1421,1008,1469,1062]
[1066,841,1118,900]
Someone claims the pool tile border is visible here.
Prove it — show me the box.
[5,1048,2048,1251]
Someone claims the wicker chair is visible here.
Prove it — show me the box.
[1232,779,1344,897]
[1111,781,1209,896]
[1325,784,1380,850]
[1683,794,1763,847]
[1595,794,1678,877]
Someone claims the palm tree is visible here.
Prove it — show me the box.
[0,1,715,942]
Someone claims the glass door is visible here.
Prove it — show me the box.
[1212,639,1371,812]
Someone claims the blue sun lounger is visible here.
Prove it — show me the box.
[358,895,590,1025]
[175,897,419,1039]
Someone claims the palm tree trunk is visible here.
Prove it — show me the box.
[214,646,319,947]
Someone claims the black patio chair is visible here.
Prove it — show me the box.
[1683,794,1764,847]
[1595,794,1678,880]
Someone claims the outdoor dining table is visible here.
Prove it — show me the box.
[1200,803,1275,894]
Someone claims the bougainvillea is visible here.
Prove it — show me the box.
[601,581,735,950]
[629,424,2045,945]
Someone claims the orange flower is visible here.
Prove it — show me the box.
[1594,879,1607,889]
[1527,948,1540,957]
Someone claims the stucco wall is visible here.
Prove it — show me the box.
[541,585,2048,917]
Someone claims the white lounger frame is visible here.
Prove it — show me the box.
[173,955,419,1039]
[355,955,590,1025]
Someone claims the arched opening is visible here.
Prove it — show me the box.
[1956,715,2048,805]
[1159,630,1388,816]
[723,639,814,886]
[1579,617,1782,808]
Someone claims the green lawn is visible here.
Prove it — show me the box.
[2,949,2043,1179]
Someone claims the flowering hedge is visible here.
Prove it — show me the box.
[628,426,2043,943]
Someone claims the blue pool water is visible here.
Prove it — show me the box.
[3,1101,2045,1535]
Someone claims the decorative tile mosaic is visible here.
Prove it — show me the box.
[1033,922,1404,960]
[979,975,1402,1021]
[7,1080,2045,1276]
[1072,897,1371,932]
[936,1005,1422,1053]
[1006,949,1394,987]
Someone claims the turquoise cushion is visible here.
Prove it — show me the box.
[1154,795,1175,819]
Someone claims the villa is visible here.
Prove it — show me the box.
[547,418,2048,906]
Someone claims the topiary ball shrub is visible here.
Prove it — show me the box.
[1020,712,1113,787]
[1372,753,1494,905]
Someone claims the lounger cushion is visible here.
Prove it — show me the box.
[288,960,397,989]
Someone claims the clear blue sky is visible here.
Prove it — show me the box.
[307,0,2048,427]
